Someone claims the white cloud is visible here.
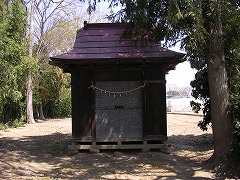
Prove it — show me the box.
[166,61,196,88]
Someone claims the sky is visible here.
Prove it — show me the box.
[166,61,196,88]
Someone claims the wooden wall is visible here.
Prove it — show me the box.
[144,66,167,137]
[71,67,94,138]
[71,64,167,139]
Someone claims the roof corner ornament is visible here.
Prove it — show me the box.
[84,21,88,30]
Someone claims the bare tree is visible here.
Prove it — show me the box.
[26,0,109,120]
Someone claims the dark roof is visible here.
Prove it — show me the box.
[50,22,184,70]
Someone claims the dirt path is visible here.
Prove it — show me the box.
[0,114,215,179]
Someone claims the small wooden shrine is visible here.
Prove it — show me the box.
[50,22,184,152]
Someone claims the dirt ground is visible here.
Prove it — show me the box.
[0,113,216,179]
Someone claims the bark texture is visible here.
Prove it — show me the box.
[26,0,35,124]
[206,1,236,159]
[26,74,35,124]
[36,104,45,120]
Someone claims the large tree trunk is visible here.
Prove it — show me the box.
[206,1,236,160]
[26,0,35,124]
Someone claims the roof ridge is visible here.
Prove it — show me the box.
[76,22,127,33]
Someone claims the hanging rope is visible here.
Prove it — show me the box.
[88,81,149,97]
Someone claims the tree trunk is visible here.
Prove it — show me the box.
[206,1,236,160]
[28,0,34,58]
[35,106,39,119]
[26,74,35,124]
[26,0,35,124]
[38,104,45,120]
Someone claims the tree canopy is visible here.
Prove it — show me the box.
[27,0,109,120]
[0,0,37,125]
[0,0,108,126]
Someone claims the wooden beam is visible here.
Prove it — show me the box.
[146,80,166,84]
[68,144,165,150]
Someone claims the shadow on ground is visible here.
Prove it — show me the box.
[0,132,222,179]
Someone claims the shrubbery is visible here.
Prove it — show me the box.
[43,88,71,118]
[0,0,33,129]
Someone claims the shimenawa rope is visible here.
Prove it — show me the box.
[88,81,148,97]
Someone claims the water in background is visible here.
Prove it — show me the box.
[167,97,194,112]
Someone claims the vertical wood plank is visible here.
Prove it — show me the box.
[71,68,93,138]
[144,65,167,136]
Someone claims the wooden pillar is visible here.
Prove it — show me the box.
[71,68,93,139]
[144,65,167,137]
